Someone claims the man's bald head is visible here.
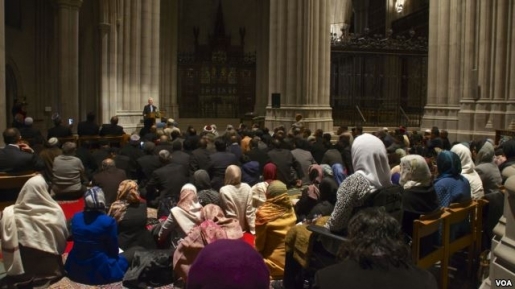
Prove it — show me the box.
[101,158,116,170]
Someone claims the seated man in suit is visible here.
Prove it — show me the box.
[47,114,73,140]
[19,117,44,146]
[0,127,44,173]
[142,97,158,124]
[99,116,125,136]
[78,112,100,137]
[92,158,127,208]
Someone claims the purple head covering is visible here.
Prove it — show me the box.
[187,239,270,289]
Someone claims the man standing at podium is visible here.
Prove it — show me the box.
[143,97,158,124]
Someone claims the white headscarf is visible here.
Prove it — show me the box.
[0,174,68,275]
[351,134,392,191]
[451,143,485,199]
[399,155,432,190]
[171,184,203,234]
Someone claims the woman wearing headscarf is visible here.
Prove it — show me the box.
[331,163,346,186]
[187,240,270,289]
[475,141,502,195]
[173,204,243,281]
[0,174,68,287]
[158,184,203,245]
[108,180,156,250]
[451,143,485,200]
[251,163,277,209]
[255,180,296,280]
[220,165,255,234]
[192,169,221,206]
[295,164,324,221]
[399,155,440,238]
[434,150,472,208]
[307,177,339,220]
[325,134,393,233]
[65,187,129,285]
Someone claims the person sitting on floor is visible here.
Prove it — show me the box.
[187,239,270,289]
[65,187,129,285]
[51,141,89,200]
[173,204,243,282]
[108,180,156,250]
[158,184,203,247]
[0,174,68,287]
[220,165,256,234]
[255,180,296,281]
[314,207,438,289]
[192,169,221,207]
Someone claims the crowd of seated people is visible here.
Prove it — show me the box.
[2,116,514,288]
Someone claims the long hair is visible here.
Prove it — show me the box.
[338,207,411,269]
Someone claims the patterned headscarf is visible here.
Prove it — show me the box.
[399,155,432,190]
[108,180,141,222]
[306,165,324,199]
[256,181,292,226]
[331,163,346,186]
[85,186,107,212]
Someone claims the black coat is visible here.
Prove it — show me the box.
[189,147,211,176]
[99,124,125,136]
[145,163,188,206]
[0,145,44,173]
[47,125,72,140]
[267,148,304,187]
[78,121,100,136]
[136,155,162,185]
[208,152,240,191]
[92,167,127,207]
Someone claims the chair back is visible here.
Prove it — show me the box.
[445,200,478,276]
[412,208,450,289]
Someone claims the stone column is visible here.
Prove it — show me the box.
[254,0,270,117]
[0,0,5,143]
[480,176,515,289]
[421,0,460,139]
[265,0,333,133]
[160,0,178,119]
[54,0,82,129]
[150,0,160,113]
[99,0,111,124]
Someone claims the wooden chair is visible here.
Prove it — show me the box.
[57,136,78,147]
[412,208,450,289]
[475,198,489,257]
[445,201,478,277]
[100,135,125,148]
[0,171,37,211]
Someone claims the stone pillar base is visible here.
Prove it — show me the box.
[421,105,460,141]
[265,106,333,133]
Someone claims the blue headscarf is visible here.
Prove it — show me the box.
[331,163,346,186]
[436,150,462,180]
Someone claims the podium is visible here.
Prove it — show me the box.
[143,111,164,124]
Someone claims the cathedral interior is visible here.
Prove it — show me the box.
[1,0,514,144]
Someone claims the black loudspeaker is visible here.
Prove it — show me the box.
[271,93,281,108]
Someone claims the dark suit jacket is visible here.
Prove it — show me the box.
[92,167,127,207]
[119,144,144,178]
[208,152,240,191]
[143,105,158,117]
[77,121,100,136]
[20,127,44,145]
[0,145,44,173]
[99,124,125,136]
[153,144,174,155]
[136,155,162,185]
[267,148,304,187]
[47,125,72,140]
[171,150,191,177]
[145,163,188,206]
[189,147,211,176]
[245,148,270,173]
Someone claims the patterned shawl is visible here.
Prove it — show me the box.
[108,179,141,223]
